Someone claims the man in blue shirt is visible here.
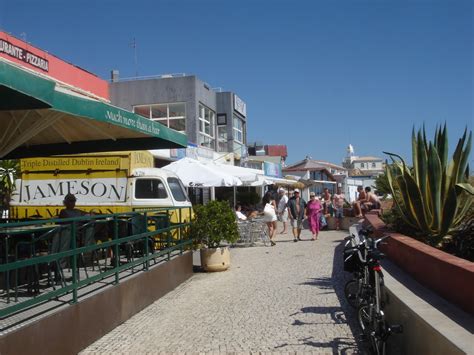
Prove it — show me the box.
[287,189,306,242]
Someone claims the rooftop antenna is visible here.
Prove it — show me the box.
[129,38,138,77]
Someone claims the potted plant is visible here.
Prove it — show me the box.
[191,200,239,272]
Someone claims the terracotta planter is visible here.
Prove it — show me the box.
[200,247,230,272]
[364,214,474,315]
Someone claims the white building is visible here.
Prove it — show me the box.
[342,145,385,199]
[352,156,384,172]
[342,144,384,176]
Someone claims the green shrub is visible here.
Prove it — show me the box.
[190,200,239,249]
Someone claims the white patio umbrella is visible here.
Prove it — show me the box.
[162,157,242,187]
[203,161,262,184]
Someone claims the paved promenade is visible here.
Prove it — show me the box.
[81,227,361,354]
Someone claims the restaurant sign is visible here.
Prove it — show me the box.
[105,110,161,136]
[0,38,49,72]
[233,94,247,117]
[264,161,282,178]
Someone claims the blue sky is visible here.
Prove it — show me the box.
[1,0,472,167]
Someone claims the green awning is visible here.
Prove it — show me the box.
[0,60,55,110]
[0,59,187,159]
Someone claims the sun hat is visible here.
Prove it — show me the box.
[294,188,300,193]
[310,192,316,196]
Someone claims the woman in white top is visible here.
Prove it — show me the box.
[262,191,277,246]
[277,188,289,234]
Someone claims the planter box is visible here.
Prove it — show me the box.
[364,214,474,315]
[326,216,363,231]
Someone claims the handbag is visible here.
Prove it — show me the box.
[319,214,327,228]
[263,203,276,219]
[302,218,310,230]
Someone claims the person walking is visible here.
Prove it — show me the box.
[262,191,277,246]
[277,188,289,234]
[306,192,322,240]
[287,188,306,242]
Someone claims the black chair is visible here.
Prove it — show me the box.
[150,213,171,252]
[14,226,67,300]
[123,214,155,270]
[76,220,99,279]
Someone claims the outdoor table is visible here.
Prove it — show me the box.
[0,224,59,303]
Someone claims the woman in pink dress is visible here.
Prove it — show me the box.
[306,192,322,240]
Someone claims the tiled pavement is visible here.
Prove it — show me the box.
[81,226,362,354]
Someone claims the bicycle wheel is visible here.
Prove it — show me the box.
[370,332,386,355]
[358,305,387,355]
[344,279,359,308]
[357,303,372,332]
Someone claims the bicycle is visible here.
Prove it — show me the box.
[343,228,370,308]
[343,228,402,355]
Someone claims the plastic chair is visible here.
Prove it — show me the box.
[237,221,251,246]
[248,220,270,246]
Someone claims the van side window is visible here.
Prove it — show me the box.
[167,177,189,202]
[135,179,168,199]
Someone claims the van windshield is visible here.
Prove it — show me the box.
[135,179,168,199]
[167,177,189,202]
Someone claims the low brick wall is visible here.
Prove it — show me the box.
[0,252,194,355]
[325,216,363,230]
[364,214,474,315]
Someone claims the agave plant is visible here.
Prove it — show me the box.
[384,124,473,245]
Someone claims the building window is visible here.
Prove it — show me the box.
[360,163,365,168]
[217,113,227,125]
[233,142,243,157]
[198,104,215,149]
[233,115,244,143]
[372,162,376,168]
[217,126,227,152]
[134,103,186,133]
[246,161,263,170]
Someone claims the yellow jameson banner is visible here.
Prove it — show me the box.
[20,151,154,172]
